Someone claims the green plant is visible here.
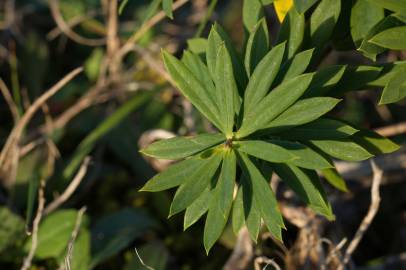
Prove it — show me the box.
[140,18,399,252]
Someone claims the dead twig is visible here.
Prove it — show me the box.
[254,256,282,270]
[48,0,105,46]
[44,157,91,215]
[63,206,87,270]
[340,161,383,269]
[375,121,406,137]
[0,77,19,123]
[20,179,46,270]
[134,247,155,270]
[224,228,254,270]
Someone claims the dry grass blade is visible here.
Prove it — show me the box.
[0,78,19,123]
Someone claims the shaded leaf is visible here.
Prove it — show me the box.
[272,164,334,219]
[275,48,314,85]
[304,65,347,98]
[310,0,341,47]
[204,150,236,253]
[0,207,25,254]
[352,129,400,154]
[294,0,319,13]
[277,7,305,58]
[232,186,245,235]
[245,18,270,76]
[124,241,169,270]
[240,174,262,242]
[169,153,222,216]
[243,0,264,32]
[379,66,406,104]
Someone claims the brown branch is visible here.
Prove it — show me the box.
[48,0,105,46]
[224,228,254,270]
[254,256,282,270]
[0,77,19,123]
[63,206,87,270]
[0,67,83,170]
[375,121,406,137]
[20,179,46,270]
[44,157,91,215]
[340,161,383,268]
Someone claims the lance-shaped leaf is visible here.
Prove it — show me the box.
[182,50,217,105]
[352,129,400,154]
[141,133,225,160]
[380,71,406,104]
[207,24,247,92]
[277,118,359,140]
[310,0,341,48]
[238,153,284,241]
[187,38,208,57]
[215,44,239,136]
[270,140,333,169]
[204,150,236,253]
[243,42,286,114]
[240,174,262,242]
[310,139,373,161]
[232,186,245,235]
[294,0,319,13]
[239,73,314,138]
[141,158,208,192]
[350,0,384,47]
[358,15,404,61]
[169,153,222,216]
[274,49,314,85]
[162,51,223,130]
[322,168,348,192]
[184,188,212,230]
[245,18,270,76]
[235,140,298,163]
[162,0,173,19]
[304,65,347,98]
[369,0,406,13]
[272,164,334,219]
[243,0,264,32]
[266,97,341,132]
[277,7,305,58]
[369,26,406,50]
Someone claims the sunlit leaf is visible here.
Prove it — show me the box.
[310,139,373,161]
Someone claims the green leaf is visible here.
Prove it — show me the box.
[239,73,314,138]
[304,65,347,98]
[26,174,39,230]
[351,0,385,47]
[310,0,341,47]
[141,133,225,160]
[63,92,151,181]
[277,118,359,140]
[245,18,270,76]
[352,129,400,154]
[232,186,245,234]
[321,168,348,192]
[182,50,216,100]
[141,158,208,192]
[207,24,247,93]
[243,42,286,114]
[169,153,222,216]
[266,97,341,131]
[204,150,236,253]
[270,140,333,169]
[240,173,262,242]
[358,15,404,61]
[25,210,84,259]
[272,164,334,219]
[184,188,211,230]
[0,207,25,254]
[238,153,284,241]
[215,44,239,136]
[243,0,264,32]
[379,66,406,104]
[275,49,314,85]
[162,50,223,130]
[187,38,208,56]
[277,7,305,58]
[162,0,173,19]
[369,26,406,50]
[294,0,319,13]
[368,0,406,13]
[142,0,162,25]
[235,140,298,163]
[310,139,373,161]
[59,229,90,270]
[90,208,155,267]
